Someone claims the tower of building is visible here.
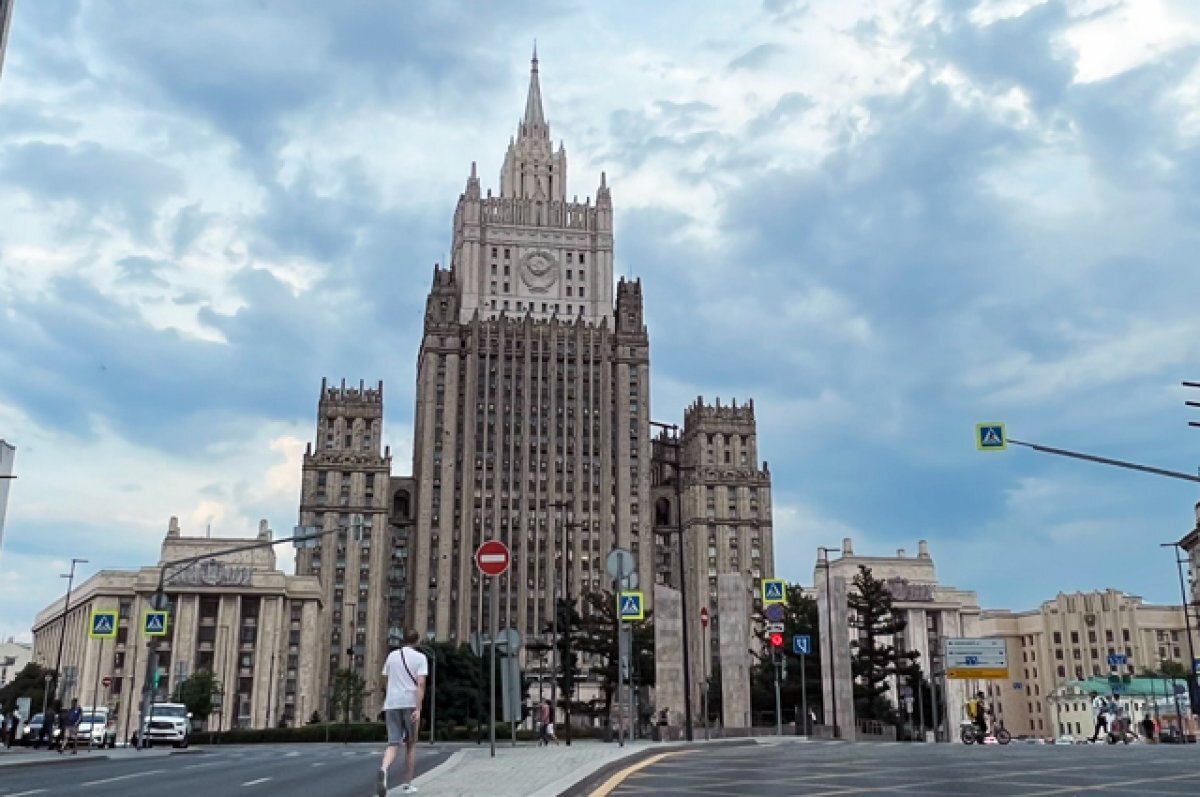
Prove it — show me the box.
[408,51,654,644]
[653,397,775,717]
[294,379,396,717]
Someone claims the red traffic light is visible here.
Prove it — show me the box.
[769,632,784,648]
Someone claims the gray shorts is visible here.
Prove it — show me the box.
[385,708,416,746]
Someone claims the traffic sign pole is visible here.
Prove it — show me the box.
[800,650,807,737]
[490,575,498,759]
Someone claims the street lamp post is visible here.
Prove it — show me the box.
[344,601,357,733]
[424,632,437,746]
[817,546,841,739]
[1160,542,1199,716]
[51,558,88,702]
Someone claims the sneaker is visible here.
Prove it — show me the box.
[400,785,418,794]
[376,770,387,797]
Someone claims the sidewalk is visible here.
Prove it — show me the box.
[405,738,756,797]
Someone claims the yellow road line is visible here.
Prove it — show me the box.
[588,751,691,797]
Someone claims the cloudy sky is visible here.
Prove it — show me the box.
[3,0,1200,643]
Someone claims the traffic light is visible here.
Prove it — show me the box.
[769,632,784,649]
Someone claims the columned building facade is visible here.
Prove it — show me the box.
[32,519,322,741]
[408,52,653,644]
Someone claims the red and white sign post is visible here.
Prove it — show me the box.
[700,607,710,628]
[475,539,510,758]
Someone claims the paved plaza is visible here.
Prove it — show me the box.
[605,739,1200,796]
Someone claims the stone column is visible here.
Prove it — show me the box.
[717,573,751,733]
[653,584,684,735]
[817,569,855,740]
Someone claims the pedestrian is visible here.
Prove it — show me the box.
[1141,715,1155,742]
[538,700,551,746]
[9,704,23,748]
[61,699,82,755]
[1,706,10,748]
[1088,692,1108,743]
[36,704,55,750]
[378,630,428,796]
[543,701,559,747]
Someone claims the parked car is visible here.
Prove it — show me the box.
[134,703,192,748]
[20,713,61,747]
[79,707,117,748]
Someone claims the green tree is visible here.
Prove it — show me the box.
[173,668,220,721]
[847,566,919,724]
[573,590,656,727]
[750,586,823,723]
[0,662,50,715]
[422,642,487,730]
[1160,660,1189,679]
[331,668,367,723]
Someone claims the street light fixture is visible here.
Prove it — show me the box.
[51,558,88,702]
[817,546,841,739]
[1159,541,1199,716]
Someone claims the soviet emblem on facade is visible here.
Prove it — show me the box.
[520,249,559,293]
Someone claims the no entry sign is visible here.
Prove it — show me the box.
[101,676,112,688]
[475,539,511,577]
[700,607,710,628]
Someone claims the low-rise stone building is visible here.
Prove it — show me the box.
[32,518,322,742]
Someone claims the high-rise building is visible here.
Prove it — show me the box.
[408,50,653,643]
[0,439,15,566]
[293,379,398,717]
[295,53,655,717]
[0,0,13,89]
[652,397,775,716]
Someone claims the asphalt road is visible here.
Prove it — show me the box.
[0,744,450,797]
[610,739,1200,796]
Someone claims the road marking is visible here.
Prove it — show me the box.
[8,790,48,797]
[81,771,164,787]
[588,752,692,797]
[285,751,300,757]
[184,762,219,769]
[242,777,272,787]
[312,762,324,767]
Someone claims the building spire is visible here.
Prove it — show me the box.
[522,43,546,134]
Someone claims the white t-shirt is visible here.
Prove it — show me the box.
[382,646,429,710]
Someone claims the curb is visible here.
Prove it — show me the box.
[404,749,466,794]
[0,753,112,770]
[556,739,757,797]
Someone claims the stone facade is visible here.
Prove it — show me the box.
[31,518,322,742]
[293,379,400,718]
[716,572,752,730]
[0,637,32,688]
[0,439,13,567]
[0,0,12,89]
[407,53,653,650]
[650,397,774,733]
[815,538,982,740]
[980,589,1200,739]
[1178,500,1200,607]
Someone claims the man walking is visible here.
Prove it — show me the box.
[378,631,428,796]
[1088,692,1108,743]
[61,699,82,754]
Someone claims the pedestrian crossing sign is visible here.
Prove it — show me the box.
[762,579,786,605]
[89,610,118,639]
[143,610,169,637]
[975,422,1007,451]
[618,591,644,621]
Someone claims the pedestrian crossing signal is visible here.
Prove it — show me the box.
[617,591,645,621]
[975,422,1007,451]
[89,610,118,639]
[143,611,169,636]
[762,579,786,605]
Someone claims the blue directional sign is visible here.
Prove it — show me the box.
[764,604,785,623]
[618,591,644,622]
[762,579,786,605]
[89,610,118,639]
[793,634,811,655]
[1194,658,1200,676]
[1107,653,1128,668]
[143,610,169,637]
[1111,682,1129,695]
[975,422,1007,451]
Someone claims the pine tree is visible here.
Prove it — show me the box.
[847,565,919,723]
